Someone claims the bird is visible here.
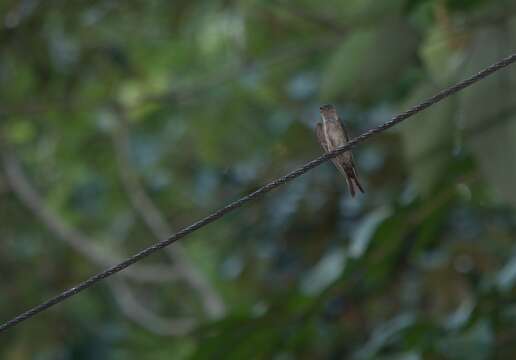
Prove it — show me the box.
[316,104,365,197]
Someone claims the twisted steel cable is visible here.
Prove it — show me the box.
[1,52,516,333]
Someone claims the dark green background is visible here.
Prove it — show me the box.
[1,0,516,358]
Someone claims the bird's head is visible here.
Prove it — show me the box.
[319,104,337,121]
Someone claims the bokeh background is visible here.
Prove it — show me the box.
[1,0,516,358]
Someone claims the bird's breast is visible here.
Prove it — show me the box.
[324,121,346,148]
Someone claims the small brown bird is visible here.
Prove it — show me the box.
[316,104,365,197]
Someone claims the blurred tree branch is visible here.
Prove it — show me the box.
[112,104,225,318]
[1,149,179,284]
[1,147,218,335]
[109,279,196,336]
[263,0,349,34]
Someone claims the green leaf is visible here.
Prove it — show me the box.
[6,119,37,144]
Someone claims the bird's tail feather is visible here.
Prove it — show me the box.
[331,159,365,197]
[343,166,365,197]
[345,175,356,197]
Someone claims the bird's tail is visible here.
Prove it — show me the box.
[344,166,365,198]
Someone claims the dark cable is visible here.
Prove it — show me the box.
[1,52,516,333]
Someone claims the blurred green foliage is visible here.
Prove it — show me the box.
[1,0,516,358]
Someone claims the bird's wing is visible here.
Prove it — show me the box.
[338,116,350,142]
[316,122,330,153]
[337,116,356,164]
[317,122,350,179]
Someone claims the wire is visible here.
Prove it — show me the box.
[1,52,516,333]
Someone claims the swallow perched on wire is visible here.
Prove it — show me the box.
[316,104,365,197]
